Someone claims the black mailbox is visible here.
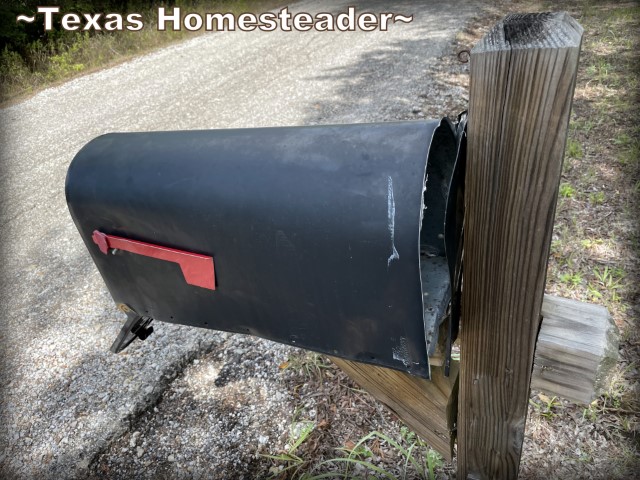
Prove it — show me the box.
[66,118,464,379]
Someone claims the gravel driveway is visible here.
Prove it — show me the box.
[0,1,480,477]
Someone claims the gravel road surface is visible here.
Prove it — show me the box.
[0,1,481,477]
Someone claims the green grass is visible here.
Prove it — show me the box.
[559,271,583,287]
[588,191,605,205]
[571,118,597,134]
[566,138,584,159]
[309,428,443,480]
[263,420,316,478]
[580,238,603,249]
[263,424,444,479]
[529,394,562,419]
[559,182,577,198]
[282,351,332,381]
[618,142,639,167]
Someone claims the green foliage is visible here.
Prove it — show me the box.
[264,425,444,479]
[559,182,576,198]
[47,32,89,80]
[559,271,582,287]
[529,394,562,419]
[264,421,316,478]
[283,352,331,381]
[0,47,30,84]
[580,238,603,249]
[592,266,625,304]
[571,118,597,134]
[618,141,639,167]
[588,191,605,205]
[0,0,259,102]
[594,266,625,291]
[566,138,583,159]
[308,428,443,480]
[614,133,632,147]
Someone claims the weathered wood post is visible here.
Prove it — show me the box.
[458,12,583,479]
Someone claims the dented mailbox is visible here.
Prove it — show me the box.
[66,119,463,379]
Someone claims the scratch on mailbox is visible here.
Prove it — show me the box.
[392,337,410,368]
[387,176,400,267]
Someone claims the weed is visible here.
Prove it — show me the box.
[559,183,577,198]
[618,142,639,167]
[304,428,443,480]
[530,394,562,419]
[594,266,625,290]
[559,271,583,287]
[263,420,316,478]
[614,133,632,147]
[591,266,626,304]
[282,352,331,381]
[566,138,583,159]
[588,191,605,205]
[582,400,599,422]
[580,238,603,249]
[587,283,603,301]
[571,118,597,134]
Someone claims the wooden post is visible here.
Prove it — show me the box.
[531,295,619,405]
[458,12,583,479]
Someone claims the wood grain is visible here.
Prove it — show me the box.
[532,295,619,404]
[458,12,583,479]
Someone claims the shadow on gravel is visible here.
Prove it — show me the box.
[85,337,295,480]
[300,2,465,125]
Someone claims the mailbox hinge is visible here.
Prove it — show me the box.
[110,304,154,353]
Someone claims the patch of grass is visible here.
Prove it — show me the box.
[571,118,598,134]
[589,266,626,305]
[587,283,603,301]
[594,266,625,291]
[559,182,577,198]
[588,191,605,205]
[585,58,613,81]
[566,137,584,159]
[614,133,633,147]
[529,393,562,419]
[559,271,583,287]
[264,422,445,479]
[281,352,332,382]
[308,428,443,480]
[263,420,316,478]
[580,238,604,249]
[618,141,639,167]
